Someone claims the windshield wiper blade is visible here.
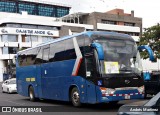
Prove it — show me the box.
[119,69,141,78]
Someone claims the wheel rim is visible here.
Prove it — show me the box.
[72,91,79,104]
[30,91,33,99]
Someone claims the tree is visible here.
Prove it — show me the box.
[139,23,160,59]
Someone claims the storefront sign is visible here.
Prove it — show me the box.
[0,28,59,37]
[16,29,53,35]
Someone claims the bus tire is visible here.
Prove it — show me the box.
[71,87,81,107]
[110,101,118,105]
[29,86,36,102]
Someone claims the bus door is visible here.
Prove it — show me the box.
[84,47,97,103]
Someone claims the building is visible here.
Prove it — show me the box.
[60,9,142,42]
[0,0,70,17]
[0,1,142,81]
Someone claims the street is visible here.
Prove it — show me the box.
[0,83,148,115]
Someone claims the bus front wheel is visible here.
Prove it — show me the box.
[29,86,36,101]
[71,87,81,107]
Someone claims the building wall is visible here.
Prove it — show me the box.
[82,9,142,36]
[59,26,85,37]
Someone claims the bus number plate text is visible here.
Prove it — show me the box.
[125,95,130,99]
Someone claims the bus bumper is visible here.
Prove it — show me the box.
[99,93,144,103]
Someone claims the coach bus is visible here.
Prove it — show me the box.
[16,31,155,107]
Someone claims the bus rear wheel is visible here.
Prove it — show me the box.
[29,86,36,101]
[71,87,81,107]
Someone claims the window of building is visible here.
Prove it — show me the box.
[21,24,37,29]
[38,26,53,30]
[2,47,8,54]
[0,1,16,13]
[25,35,38,42]
[6,24,22,28]
[2,47,18,54]
[18,2,36,15]
[1,35,18,42]
[124,22,135,26]
[0,0,70,17]
[57,7,69,17]
[31,36,38,42]
[9,47,18,54]
[101,20,116,25]
[42,36,53,42]
[38,4,56,17]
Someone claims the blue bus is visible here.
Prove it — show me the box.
[16,31,155,106]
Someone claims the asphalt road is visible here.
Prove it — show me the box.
[0,83,148,115]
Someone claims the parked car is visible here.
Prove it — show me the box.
[118,92,160,115]
[2,78,17,93]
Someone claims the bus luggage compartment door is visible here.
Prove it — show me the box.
[86,80,97,103]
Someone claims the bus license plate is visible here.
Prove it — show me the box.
[125,95,130,99]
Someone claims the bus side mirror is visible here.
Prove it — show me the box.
[91,43,104,60]
[138,45,157,62]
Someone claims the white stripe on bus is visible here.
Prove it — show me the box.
[72,37,83,76]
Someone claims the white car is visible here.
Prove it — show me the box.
[2,78,17,93]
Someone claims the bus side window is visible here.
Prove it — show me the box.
[35,47,43,64]
[41,45,50,63]
[26,48,39,65]
[42,47,50,63]
[76,35,85,55]
[65,39,76,60]
[18,53,27,66]
[49,40,66,62]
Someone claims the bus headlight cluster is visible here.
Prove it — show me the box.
[100,87,115,96]
[138,85,144,93]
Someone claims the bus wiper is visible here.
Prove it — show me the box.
[119,69,141,78]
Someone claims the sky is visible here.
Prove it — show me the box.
[46,0,160,28]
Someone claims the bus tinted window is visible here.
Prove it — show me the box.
[18,51,27,66]
[18,48,39,66]
[65,38,76,60]
[76,36,85,55]
[35,47,43,64]
[49,40,66,62]
[42,45,50,63]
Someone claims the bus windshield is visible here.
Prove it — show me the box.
[93,37,143,76]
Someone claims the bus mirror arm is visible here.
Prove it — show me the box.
[91,43,104,60]
[138,45,157,62]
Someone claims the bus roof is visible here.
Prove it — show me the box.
[17,31,133,54]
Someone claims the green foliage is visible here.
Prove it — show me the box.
[139,23,160,59]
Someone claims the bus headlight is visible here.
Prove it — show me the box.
[100,87,115,96]
[138,85,144,93]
